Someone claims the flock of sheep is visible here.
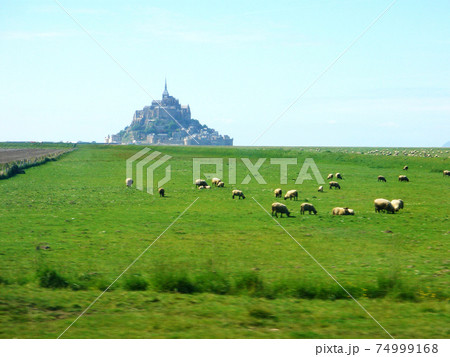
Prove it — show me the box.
[124,167,449,218]
[270,172,351,218]
[270,168,415,217]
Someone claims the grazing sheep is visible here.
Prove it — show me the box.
[271,202,290,218]
[195,179,208,187]
[398,175,409,182]
[198,186,206,190]
[329,181,341,189]
[347,209,355,215]
[318,186,323,192]
[403,165,408,171]
[374,198,395,214]
[217,181,225,187]
[444,170,450,177]
[158,188,165,197]
[378,175,387,182]
[205,185,211,189]
[336,173,343,179]
[332,207,353,215]
[300,203,317,215]
[232,190,246,199]
[125,178,133,187]
[284,189,298,201]
[391,199,404,212]
[274,188,282,198]
[327,173,333,180]
[212,178,222,186]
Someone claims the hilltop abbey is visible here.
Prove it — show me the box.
[106,80,233,146]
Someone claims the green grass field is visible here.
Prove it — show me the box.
[0,144,448,338]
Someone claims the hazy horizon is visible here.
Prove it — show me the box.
[1,1,449,147]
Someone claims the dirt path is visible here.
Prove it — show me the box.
[0,149,66,164]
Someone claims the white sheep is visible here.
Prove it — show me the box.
[332,207,353,215]
[125,178,133,187]
[232,190,246,199]
[271,202,290,217]
[300,203,317,215]
[391,199,404,212]
[374,198,395,214]
[195,179,208,187]
[284,189,298,201]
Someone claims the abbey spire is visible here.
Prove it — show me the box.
[162,78,169,98]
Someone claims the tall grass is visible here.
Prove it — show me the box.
[30,265,435,301]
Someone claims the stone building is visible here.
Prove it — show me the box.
[107,80,233,146]
[132,79,191,128]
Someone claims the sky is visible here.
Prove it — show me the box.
[0,0,449,147]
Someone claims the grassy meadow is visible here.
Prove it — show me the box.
[0,144,448,338]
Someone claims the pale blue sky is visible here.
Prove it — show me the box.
[1,1,449,146]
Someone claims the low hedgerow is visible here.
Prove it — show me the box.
[193,272,231,295]
[30,266,434,301]
[152,271,197,294]
[234,272,265,296]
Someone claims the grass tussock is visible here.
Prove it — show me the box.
[37,268,69,289]
[0,276,11,285]
[123,275,149,291]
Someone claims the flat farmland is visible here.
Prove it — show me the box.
[0,144,448,338]
[0,148,67,164]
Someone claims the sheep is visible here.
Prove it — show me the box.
[403,165,408,171]
[212,178,222,186]
[398,175,409,182]
[300,203,317,215]
[284,189,298,201]
[374,198,395,214]
[232,190,246,199]
[327,173,333,180]
[329,181,341,189]
[444,170,450,177]
[318,186,323,192]
[198,186,206,190]
[332,207,353,215]
[391,199,404,212]
[125,178,133,187]
[158,188,165,197]
[195,179,208,187]
[274,188,282,198]
[271,202,290,218]
[377,175,387,182]
[217,181,225,187]
[336,173,343,179]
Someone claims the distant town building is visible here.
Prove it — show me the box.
[105,134,120,144]
[107,80,233,146]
